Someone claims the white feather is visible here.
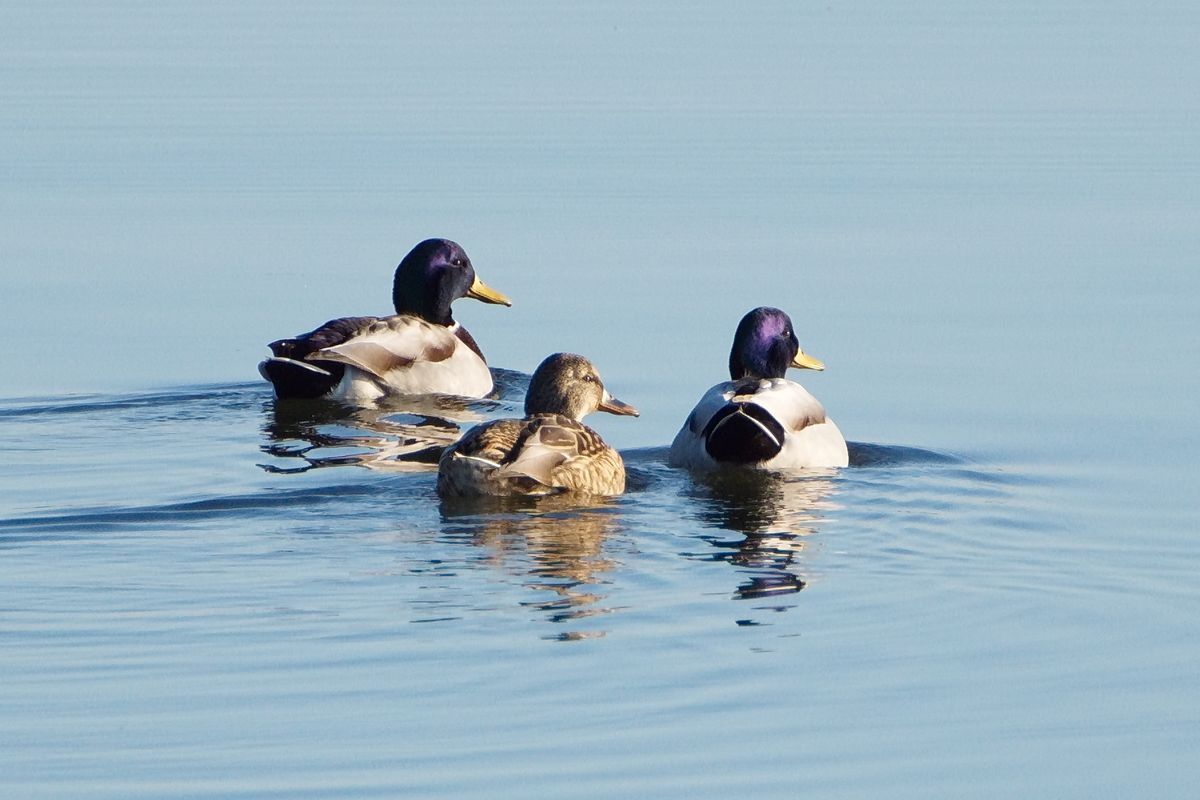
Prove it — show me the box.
[313,318,493,400]
[669,378,849,469]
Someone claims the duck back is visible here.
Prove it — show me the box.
[701,400,787,463]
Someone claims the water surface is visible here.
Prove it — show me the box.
[2,2,1199,797]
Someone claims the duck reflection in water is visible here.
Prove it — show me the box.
[259,391,507,473]
[259,366,528,473]
[683,467,839,601]
[439,495,623,636]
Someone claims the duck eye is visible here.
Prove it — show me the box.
[582,374,595,382]
[451,258,465,267]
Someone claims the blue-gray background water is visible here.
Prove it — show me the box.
[2,3,1198,797]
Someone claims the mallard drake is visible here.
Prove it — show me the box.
[437,353,639,497]
[259,238,511,401]
[669,307,849,469]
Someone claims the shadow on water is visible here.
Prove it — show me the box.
[0,381,265,421]
[258,368,528,473]
[0,482,386,544]
[438,494,625,641]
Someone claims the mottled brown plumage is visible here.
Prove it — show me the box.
[438,353,638,497]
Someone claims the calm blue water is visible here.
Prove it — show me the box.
[3,2,1199,797]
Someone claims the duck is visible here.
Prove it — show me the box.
[437,353,639,497]
[668,306,849,469]
[258,238,511,401]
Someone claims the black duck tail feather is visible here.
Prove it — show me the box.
[259,357,343,399]
[702,402,786,464]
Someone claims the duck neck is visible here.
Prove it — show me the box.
[393,273,455,326]
[729,346,790,380]
[525,392,586,421]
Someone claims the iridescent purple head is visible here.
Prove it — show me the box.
[391,238,511,325]
[728,306,824,380]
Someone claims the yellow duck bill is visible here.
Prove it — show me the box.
[790,351,825,371]
[467,275,513,306]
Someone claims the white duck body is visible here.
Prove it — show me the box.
[259,238,510,401]
[313,317,494,401]
[669,377,849,469]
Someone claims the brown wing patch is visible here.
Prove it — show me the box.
[308,316,461,378]
[551,440,626,495]
[371,317,457,364]
[531,424,580,449]
[311,340,416,377]
[420,335,457,363]
[453,418,526,463]
[516,415,625,495]
[534,415,612,459]
[441,414,627,496]
[455,326,486,361]
[791,410,828,433]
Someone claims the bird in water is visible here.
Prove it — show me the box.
[259,238,511,401]
[669,306,848,469]
[438,353,639,497]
